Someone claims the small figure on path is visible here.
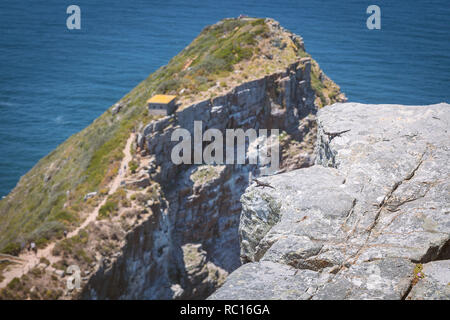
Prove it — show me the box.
[30,242,37,254]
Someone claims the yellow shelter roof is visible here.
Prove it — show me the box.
[147,94,177,104]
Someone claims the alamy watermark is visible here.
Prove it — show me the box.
[66,5,81,30]
[171,121,280,175]
[66,264,81,291]
[366,5,381,30]
[66,5,380,31]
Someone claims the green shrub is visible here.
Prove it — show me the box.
[29,290,41,300]
[7,277,22,291]
[128,160,138,174]
[49,210,78,223]
[192,56,229,75]
[156,78,190,94]
[29,267,43,278]
[251,18,266,26]
[74,248,93,264]
[43,288,63,300]
[99,188,109,196]
[98,200,118,219]
[52,260,68,271]
[0,261,11,283]
[52,229,89,256]
[0,288,17,300]
[1,242,21,256]
[27,220,66,249]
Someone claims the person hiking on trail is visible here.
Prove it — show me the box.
[63,230,68,238]
[30,242,37,254]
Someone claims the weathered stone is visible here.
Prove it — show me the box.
[54,269,65,277]
[170,284,184,300]
[208,261,321,300]
[211,103,450,300]
[136,133,145,150]
[37,263,48,269]
[177,243,228,299]
[83,192,97,201]
[124,177,150,189]
[312,258,414,300]
[239,189,282,263]
[111,102,124,115]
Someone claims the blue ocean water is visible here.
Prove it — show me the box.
[0,0,449,197]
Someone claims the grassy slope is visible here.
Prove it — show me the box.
[0,17,343,254]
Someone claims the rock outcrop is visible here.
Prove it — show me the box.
[81,59,339,299]
[210,102,450,300]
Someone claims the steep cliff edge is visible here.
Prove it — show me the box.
[80,58,329,299]
[210,102,450,300]
[0,18,345,299]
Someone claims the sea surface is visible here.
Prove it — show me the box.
[0,0,449,197]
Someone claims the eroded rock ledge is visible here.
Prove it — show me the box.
[209,102,450,300]
[80,58,337,300]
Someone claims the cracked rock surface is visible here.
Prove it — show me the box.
[209,102,450,300]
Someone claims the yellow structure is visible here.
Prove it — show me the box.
[147,95,176,104]
[147,95,177,115]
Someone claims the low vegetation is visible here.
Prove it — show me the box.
[0,261,12,283]
[52,229,94,266]
[98,189,130,220]
[1,242,21,256]
[191,165,222,185]
[412,263,425,286]
[128,160,139,174]
[0,268,64,300]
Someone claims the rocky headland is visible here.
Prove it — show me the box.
[0,16,447,301]
[0,17,345,299]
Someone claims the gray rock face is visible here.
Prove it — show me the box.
[177,243,228,299]
[111,101,127,115]
[209,261,322,300]
[210,102,450,300]
[82,60,326,299]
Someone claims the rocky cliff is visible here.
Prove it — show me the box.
[81,58,335,299]
[210,102,450,300]
[0,17,347,300]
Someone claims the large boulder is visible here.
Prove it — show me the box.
[210,102,450,300]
